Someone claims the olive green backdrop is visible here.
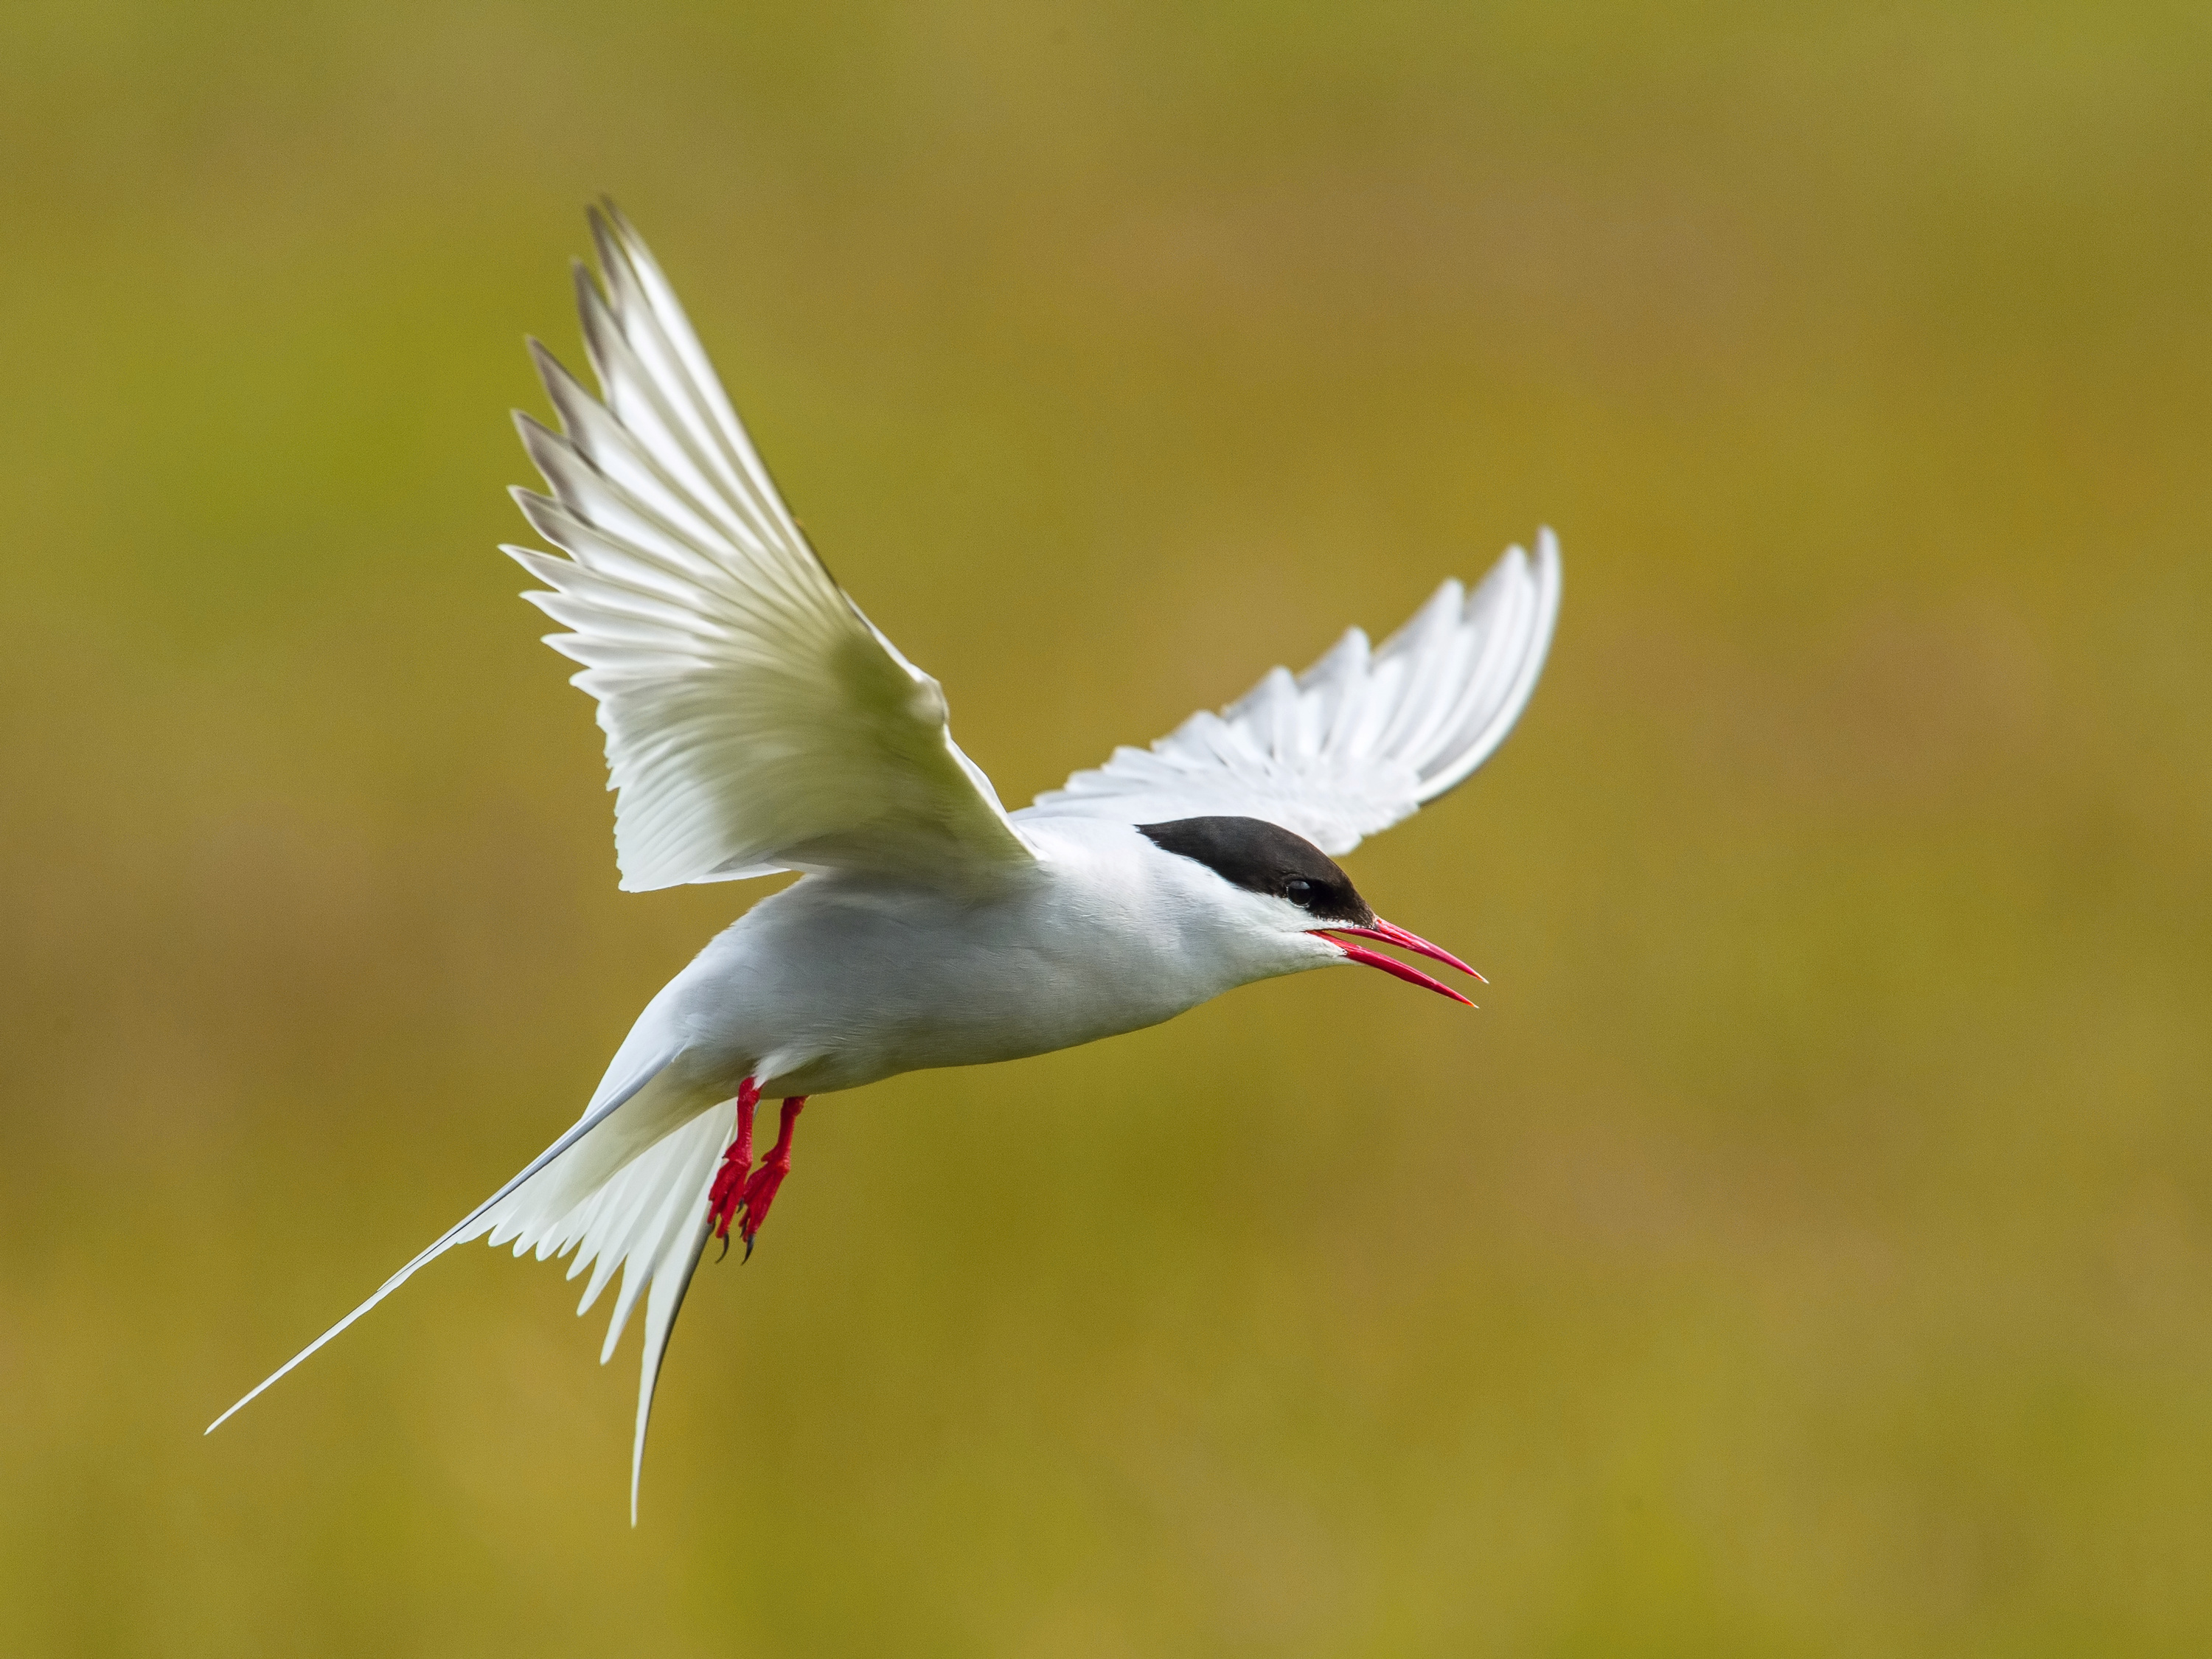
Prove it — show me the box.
[3,2,2207,1654]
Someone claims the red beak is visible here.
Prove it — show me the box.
[1315,918,1485,1007]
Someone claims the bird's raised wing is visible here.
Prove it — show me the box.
[1023,534,1560,855]
[506,204,1032,891]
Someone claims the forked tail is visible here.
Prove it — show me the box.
[207,1051,740,1523]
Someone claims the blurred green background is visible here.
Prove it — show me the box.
[3,1,2208,1653]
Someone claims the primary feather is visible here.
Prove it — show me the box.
[1025,531,1561,854]
[507,202,1032,891]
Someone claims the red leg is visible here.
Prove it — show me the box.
[736,1096,806,1260]
[708,1078,761,1256]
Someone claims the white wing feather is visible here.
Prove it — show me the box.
[509,203,1032,891]
[1025,532,1561,854]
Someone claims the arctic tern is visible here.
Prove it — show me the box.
[208,204,1563,1520]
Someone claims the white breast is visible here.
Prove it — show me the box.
[633,818,1329,1099]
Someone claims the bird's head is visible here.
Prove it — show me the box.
[1135,815,1482,1004]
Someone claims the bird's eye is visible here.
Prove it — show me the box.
[1284,878,1315,904]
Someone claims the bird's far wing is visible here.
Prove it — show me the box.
[1023,533,1561,856]
[507,203,1033,891]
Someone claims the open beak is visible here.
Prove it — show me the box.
[1314,919,1485,1007]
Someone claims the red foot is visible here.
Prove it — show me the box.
[708,1088,806,1262]
[708,1079,761,1256]
[735,1097,805,1260]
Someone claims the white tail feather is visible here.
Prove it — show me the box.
[475,1094,738,1523]
[204,1049,686,1437]
[207,1051,740,1523]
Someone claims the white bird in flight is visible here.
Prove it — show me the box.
[209,204,1562,1520]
